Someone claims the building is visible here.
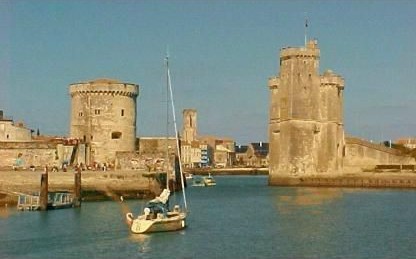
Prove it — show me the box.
[396,138,416,149]
[246,142,269,167]
[181,109,201,168]
[199,136,235,168]
[180,109,235,168]
[268,40,345,181]
[0,111,32,142]
[69,78,139,166]
[234,142,269,167]
[182,109,197,143]
[200,143,209,167]
[234,145,249,166]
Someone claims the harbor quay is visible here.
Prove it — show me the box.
[0,169,161,206]
[188,167,416,188]
[187,167,269,176]
[268,172,416,188]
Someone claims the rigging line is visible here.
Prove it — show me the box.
[166,55,188,211]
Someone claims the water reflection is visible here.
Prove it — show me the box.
[277,187,344,214]
[129,233,152,254]
[0,205,11,218]
[274,187,350,256]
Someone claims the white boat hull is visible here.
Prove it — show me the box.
[128,212,186,234]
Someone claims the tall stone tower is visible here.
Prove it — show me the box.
[182,109,197,143]
[69,78,139,165]
[268,40,345,185]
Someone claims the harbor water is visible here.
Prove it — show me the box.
[1,175,416,258]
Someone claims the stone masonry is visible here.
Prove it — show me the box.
[268,40,345,182]
[69,78,139,166]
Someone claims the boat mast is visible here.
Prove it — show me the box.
[165,54,170,192]
[165,54,188,210]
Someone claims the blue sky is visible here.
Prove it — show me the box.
[1,0,415,145]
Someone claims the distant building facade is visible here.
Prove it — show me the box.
[0,111,32,142]
[199,136,235,168]
[234,145,249,166]
[246,142,269,167]
[234,142,269,167]
[69,78,139,166]
[179,109,235,168]
[396,138,416,149]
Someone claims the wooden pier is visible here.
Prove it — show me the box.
[17,192,74,211]
[13,166,79,211]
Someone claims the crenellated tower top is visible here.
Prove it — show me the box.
[69,78,139,98]
[321,70,345,90]
[280,39,320,61]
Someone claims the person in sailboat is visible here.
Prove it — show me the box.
[144,188,171,219]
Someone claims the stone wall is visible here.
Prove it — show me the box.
[117,137,178,171]
[344,137,415,172]
[0,142,58,170]
[0,141,79,170]
[269,175,416,188]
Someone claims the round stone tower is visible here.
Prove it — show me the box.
[69,78,139,165]
[268,40,345,184]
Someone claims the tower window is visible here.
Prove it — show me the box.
[95,109,101,115]
[121,109,125,117]
[79,112,83,117]
[112,131,122,139]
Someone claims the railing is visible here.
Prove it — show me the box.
[17,192,74,211]
[375,164,416,172]
[17,195,40,211]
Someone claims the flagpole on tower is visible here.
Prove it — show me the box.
[304,14,308,46]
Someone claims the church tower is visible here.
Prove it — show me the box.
[182,109,197,143]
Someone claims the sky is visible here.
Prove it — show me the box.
[0,0,415,145]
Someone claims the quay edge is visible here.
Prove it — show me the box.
[187,167,269,176]
[187,167,416,189]
[268,174,416,188]
[0,170,162,206]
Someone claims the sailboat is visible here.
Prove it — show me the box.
[125,55,188,234]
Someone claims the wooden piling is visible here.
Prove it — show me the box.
[73,166,82,207]
[39,166,49,211]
